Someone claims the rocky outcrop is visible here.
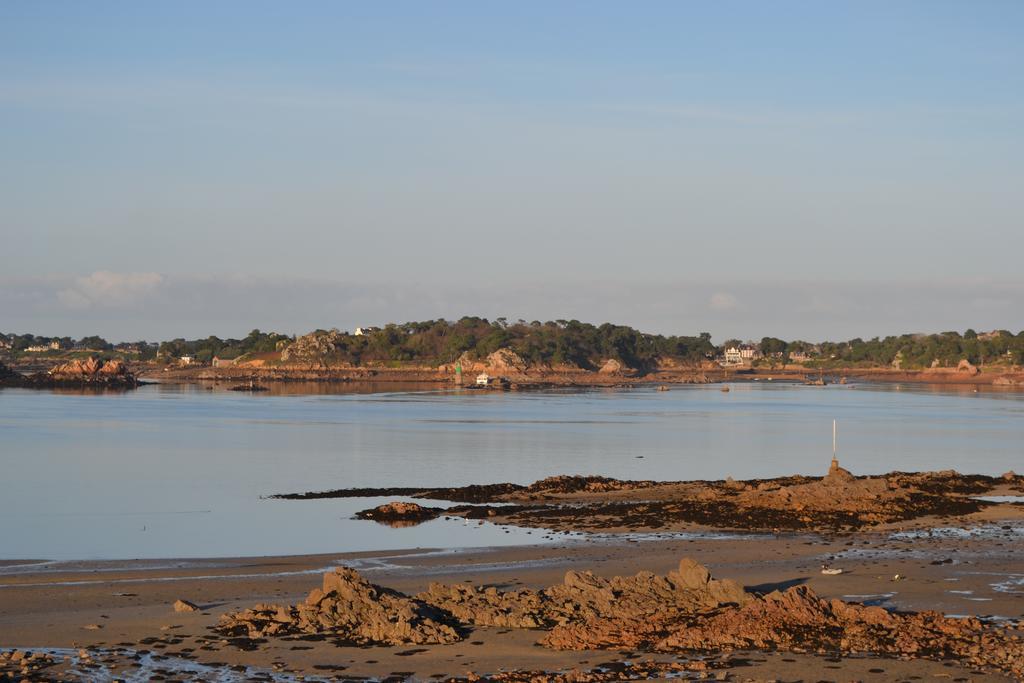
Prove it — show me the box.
[597,358,634,375]
[355,501,444,526]
[418,558,749,635]
[3,356,138,388]
[50,357,128,377]
[484,348,528,374]
[216,567,461,645]
[452,349,535,377]
[217,561,1024,678]
[660,586,1023,677]
[956,359,980,375]
[279,329,346,362]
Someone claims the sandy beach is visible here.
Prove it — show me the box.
[4,501,1023,681]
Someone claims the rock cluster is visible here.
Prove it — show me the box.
[538,582,1024,676]
[355,501,444,526]
[523,475,657,496]
[48,357,128,378]
[419,558,748,641]
[216,567,461,645]
[279,329,346,362]
[216,560,1024,677]
[452,349,533,376]
[673,587,1023,677]
[5,356,138,388]
[0,649,60,679]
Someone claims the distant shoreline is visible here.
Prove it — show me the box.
[140,362,1024,390]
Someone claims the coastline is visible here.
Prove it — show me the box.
[4,463,1024,681]
[139,362,1024,390]
[3,522,1022,681]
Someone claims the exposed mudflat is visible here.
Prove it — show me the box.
[277,468,1024,534]
[4,523,1024,682]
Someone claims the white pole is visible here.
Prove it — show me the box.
[833,419,837,458]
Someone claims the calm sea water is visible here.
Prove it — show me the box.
[1,381,1021,560]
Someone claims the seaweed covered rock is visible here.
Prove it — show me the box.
[355,501,444,526]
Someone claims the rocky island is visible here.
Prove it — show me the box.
[0,357,139,389]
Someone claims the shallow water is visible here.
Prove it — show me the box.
[1,381,1022,560]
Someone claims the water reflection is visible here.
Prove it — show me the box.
[1,382,1022,560]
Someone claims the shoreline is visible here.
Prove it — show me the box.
[146,363,1024,390]
[3,524,1022,681]
[3,469,1023,679]
[5,358,1024,392]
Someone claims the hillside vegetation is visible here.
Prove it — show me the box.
[3,321,1023,371]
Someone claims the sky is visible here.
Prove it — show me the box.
[1,2,1022,342]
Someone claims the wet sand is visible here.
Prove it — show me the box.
[3,521,1023,681]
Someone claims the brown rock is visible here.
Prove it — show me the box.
[218,566,461,646]
[173,599,199,612]
[355,501,444,526]
[956,359,979,375]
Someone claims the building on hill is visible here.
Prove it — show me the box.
[739,344,760,361]
[354,327,379,336]
[722,347,743,365]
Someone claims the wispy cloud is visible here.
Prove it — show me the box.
[709,292,739,311]
[2,272,1023,343]
[56,271,164,310]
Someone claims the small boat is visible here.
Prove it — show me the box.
[821,564,843,575]
[720,385,730,392]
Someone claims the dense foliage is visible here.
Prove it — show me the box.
[290,318,715,369]
[807,330,1024,369]
[156,329,290,363]
[3,324,1023,370]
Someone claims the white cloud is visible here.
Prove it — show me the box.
[709,292,739,311]
[57,271,164,310]
[2,272,1023,343]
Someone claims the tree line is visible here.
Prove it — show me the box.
[3,322,1023,369]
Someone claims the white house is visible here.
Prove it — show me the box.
[354,326,380,336]
[723,347,743,365]
[26,341,60,352]
[475,373,490,386]
[179,355,195,366]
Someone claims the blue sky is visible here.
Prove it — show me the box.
[2,2,1022,341]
